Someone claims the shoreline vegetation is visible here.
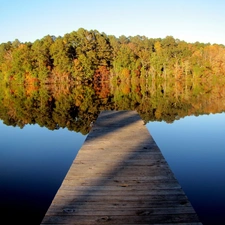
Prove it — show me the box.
[1,28,225,133]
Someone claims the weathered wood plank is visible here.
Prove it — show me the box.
[60,183,182,190]
[50,193,190,202]
[41,214,201,225]
[46,206,196,215]
[41,223,202,225]
[40,110,202,225]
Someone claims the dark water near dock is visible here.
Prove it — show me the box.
[147,113,225,225]
[0,122,86,224]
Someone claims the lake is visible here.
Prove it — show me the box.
[0,112,224,225]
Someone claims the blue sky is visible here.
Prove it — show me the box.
[1,0,225,45]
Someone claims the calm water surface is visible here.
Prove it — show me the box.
[147,113,225,225]
[0,122,87,224]
[0,113,225,225]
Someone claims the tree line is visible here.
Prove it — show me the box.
[0,28,225,85]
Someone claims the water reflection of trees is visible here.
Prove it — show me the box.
[1,75,225,134]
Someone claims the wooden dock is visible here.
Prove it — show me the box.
[41,110,202,225]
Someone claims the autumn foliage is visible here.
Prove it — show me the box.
[0,28,225,86]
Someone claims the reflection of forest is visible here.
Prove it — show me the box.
[1,76,225,134]
[1,28,225,133]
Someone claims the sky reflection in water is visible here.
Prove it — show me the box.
[147,113,225,225]
[0,122,86,224]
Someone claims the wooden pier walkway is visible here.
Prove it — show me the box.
[41,110,202,225]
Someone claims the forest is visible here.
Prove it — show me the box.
[0,27,225,85]
[0,28,225,133]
